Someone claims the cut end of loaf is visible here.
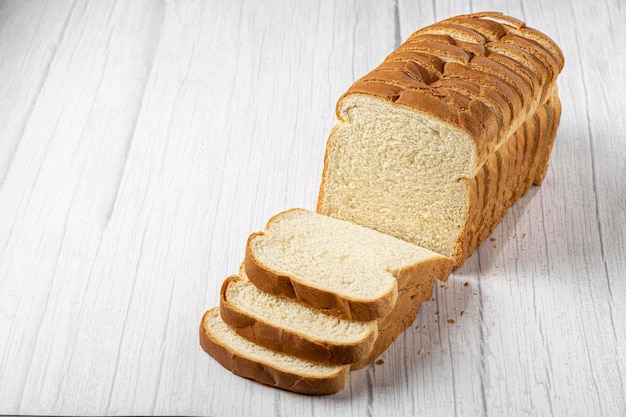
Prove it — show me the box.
[320,95,475,259]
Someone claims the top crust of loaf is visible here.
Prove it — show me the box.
[245,208,452,321]
[338,12,564,170]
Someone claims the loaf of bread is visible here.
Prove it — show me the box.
[317,12,563,267]
[245,208,452,321]
[200,12,564,395]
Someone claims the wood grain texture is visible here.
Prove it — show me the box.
[0,0,624,416]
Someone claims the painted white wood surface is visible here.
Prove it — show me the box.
[0,0,624,416]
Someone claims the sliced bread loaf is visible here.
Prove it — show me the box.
[317,12,564,267]
[245,208,453,321]
[200,12,563,395]
[199,307,350,395]
[220,271,379,365]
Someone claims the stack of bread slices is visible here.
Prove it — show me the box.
[200,209,453,394]
[200,12,563,395]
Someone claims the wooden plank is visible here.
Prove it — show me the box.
[0,0,165,413]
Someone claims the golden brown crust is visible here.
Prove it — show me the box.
[457,87,561,260]
[219,275,378,365]
[457,11,526,31]
[399,38,471,64]
[440,16,506,41]
[199,309,349,395]
[501,33,561,88]
[338,12,563,168]
[533,88,561,184]
[486,41,549,90]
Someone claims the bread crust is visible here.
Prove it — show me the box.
[458,85,561,259]
[336,12,564,167]
[199,308,349,395]
[219,275,378,365]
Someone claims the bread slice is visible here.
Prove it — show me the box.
[199,308,350,395]
[317,12,563,267]
[220,271,379,365]
[245,208,453,321]
[222,248,448,369]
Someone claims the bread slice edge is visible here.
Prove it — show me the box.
[199,308,350,395]
[220,274,379,365]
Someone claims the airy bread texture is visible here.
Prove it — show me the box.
[199,308,350,395]
[317,12,564,266]
[220,271,379,365]
[245,208,452,321]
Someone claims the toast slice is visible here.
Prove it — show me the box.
[200,308,349,395]
[220,271,378,365]
[245,208,453,321]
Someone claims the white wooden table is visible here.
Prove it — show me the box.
[0,0,624,416]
